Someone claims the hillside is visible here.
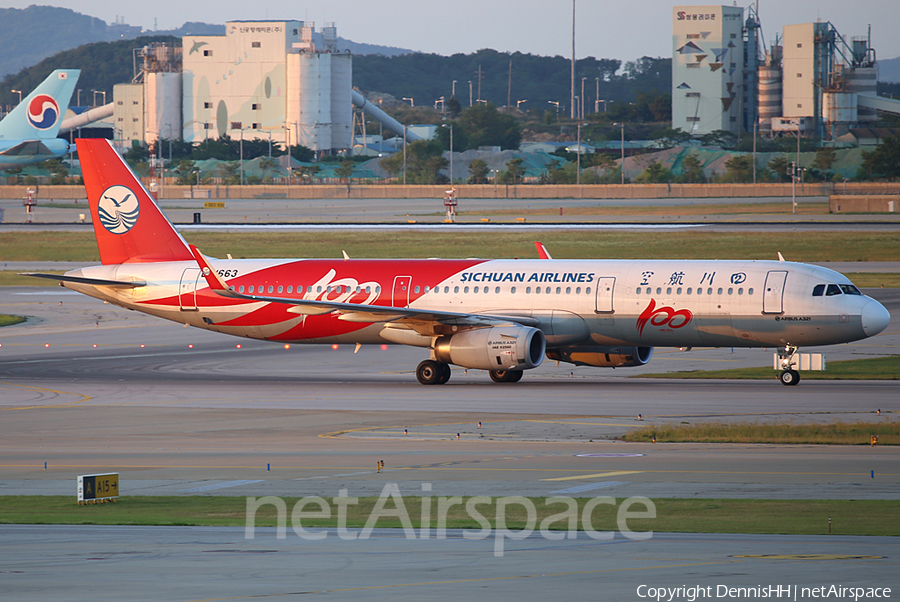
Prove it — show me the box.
[0,5,411,81]
[2,37,670,118]
[878,56,900,83]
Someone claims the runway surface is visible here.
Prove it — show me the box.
[1,286,897,501]
[3,525,897,602]
[2,284,898,600]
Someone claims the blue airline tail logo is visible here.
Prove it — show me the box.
[98,185,141,234]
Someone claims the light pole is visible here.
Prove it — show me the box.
[581,77,586,119]
[594,78,599,113]
[442,123,453,184]
[402,97,414,107]
[77,89,82,107]
[548,100,560,119]
[452,80,457,98]
[468,81,473,107]
[516,99,527,110]
[576,122,585,185]
[614,122,625,185]
[11,89,22,104]
[402,125,407,185]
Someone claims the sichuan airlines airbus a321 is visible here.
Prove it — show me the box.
[26,139,890,386]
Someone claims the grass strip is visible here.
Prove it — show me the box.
[2,231,900,262]
[466,202,832,217]
[0,496,896,536]
[638,355,900,382]
[621,420,900,445]
[0,314,26,327]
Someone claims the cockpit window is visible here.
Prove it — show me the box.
[812,284,825,297]
[825,284,842,296]
[839,284,862,295]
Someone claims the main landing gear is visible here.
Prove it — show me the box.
[416,360,451,385]
[777,344,801,386]
[415,361,524,385]
[489,369,523,383]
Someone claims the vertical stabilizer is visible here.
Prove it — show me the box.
[0,70,79,141]
[77,138,194,265]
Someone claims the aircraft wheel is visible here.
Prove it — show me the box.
[417,360,444,385]
[779,369,801,386]
[489,369,522,383]
[437,363,452,384]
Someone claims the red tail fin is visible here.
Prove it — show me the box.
[78,138,193,265]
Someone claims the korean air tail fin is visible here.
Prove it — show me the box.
[0,70,79,141]
[77,138,194,265]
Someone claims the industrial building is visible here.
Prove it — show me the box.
[672,4,900,140]
[111,20,414,156]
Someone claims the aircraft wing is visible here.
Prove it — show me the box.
[0,140,55,156]
[188,245,539,331]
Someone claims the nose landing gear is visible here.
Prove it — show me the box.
[777,344,801,386]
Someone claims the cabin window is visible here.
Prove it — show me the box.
[840,284,861,295]
[473,286,479,293]
[356,286,361,294]
[812,284,825,296]
[493,287,498,294]
[277,286,283,293]
[666,287,672,295]
[635,287,641,295]
[676,287,682,295]
[511,286,517,294]
[535,287,541,294]
[526,287,532,294]
[316,286,322,293]
[687,288,692,294]
[576,287,582,294]
[287,286,293,293]
[728,288,733,295]
[748,288,754,295]
[556,287,561,294]
[239,286,245,293]
[826,284,842,296]
[444,286,449,293]
[738,288,743,295]
[248,286,254,293]
[414,286,420,294]
[586,288,592,294]
[424,286,429,293]
[717,288,723,295]
[656,288,662,295]
[463,286,469,293]
[454,286,459,293]
[375,286,381,293]
[268,286,274,293]
[566,287,571,294]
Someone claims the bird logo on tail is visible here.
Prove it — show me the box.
[97,185,141,234]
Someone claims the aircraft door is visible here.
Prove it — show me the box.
[179,268,202,311]
[392,275,412,307]
[594,277,616,313]
[762,270,788,314]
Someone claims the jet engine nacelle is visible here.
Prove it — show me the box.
[434,326,546,371]
[546,345,653,368]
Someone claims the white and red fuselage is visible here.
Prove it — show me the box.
[33,140,890,386]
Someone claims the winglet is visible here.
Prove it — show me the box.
[777,252,786,262]
[189,244,231,292]
[535,241,553,260]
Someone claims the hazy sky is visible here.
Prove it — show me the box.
[11,0,900,61]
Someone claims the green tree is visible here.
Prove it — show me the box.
[499,157,525,185]
[295,164,320,184]
[722,155,754,183]
[701,130,738,150]
[467,158,489,184]
[446,96,462,118]
[636,160,674,183]
[258,157,279,182]
[811,147,837,181]
[172,159,197,185]
[767,156,792,183]
[678,153,706,183]
[335,159,355,191]
[221,161,240,185]
[455,102,521,151]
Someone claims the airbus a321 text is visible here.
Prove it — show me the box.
[26,139,891,386]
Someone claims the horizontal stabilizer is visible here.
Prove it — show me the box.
[20,273,147,288]
[0,140,54,156]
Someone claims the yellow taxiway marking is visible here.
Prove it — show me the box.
[525,420,648,428]
[542,470,646,482]
[0,383,92,411]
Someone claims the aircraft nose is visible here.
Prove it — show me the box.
[861,300,890,336]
